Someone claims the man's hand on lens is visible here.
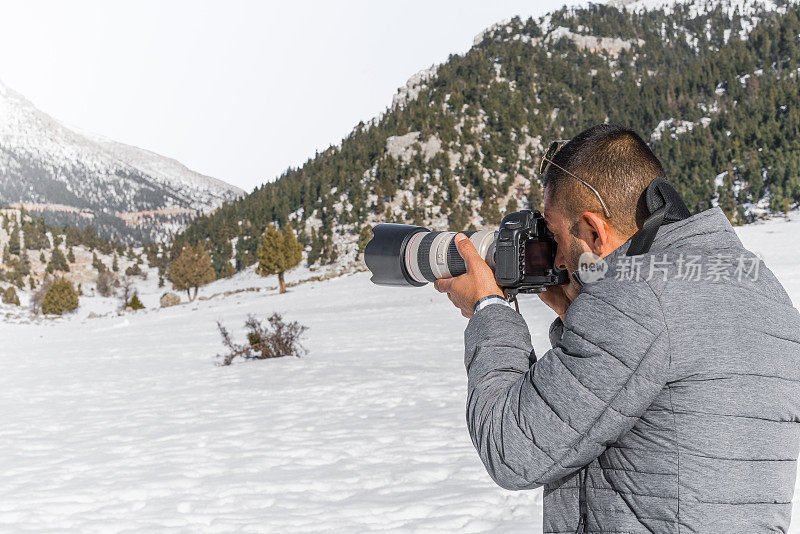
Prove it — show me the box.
[434,233,504,318]
[538,279,580,321]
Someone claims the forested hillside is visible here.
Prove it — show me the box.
[178,0,800,277]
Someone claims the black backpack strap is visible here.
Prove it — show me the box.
[626,177,690,256]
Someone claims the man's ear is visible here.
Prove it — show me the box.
[578,211,613,256]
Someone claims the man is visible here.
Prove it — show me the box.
[435,124,800,533]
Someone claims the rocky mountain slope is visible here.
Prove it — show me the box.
[0,81,244,243]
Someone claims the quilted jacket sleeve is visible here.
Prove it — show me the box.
[464,277,670,490]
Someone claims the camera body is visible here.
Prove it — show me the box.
[364,209,568,294]
[494,210,569,294]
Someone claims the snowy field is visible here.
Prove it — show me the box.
[1,215,800,533]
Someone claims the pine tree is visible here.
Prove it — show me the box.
[256,224,303,293]
[126,293,145,310]
[357,225,372,256]
[718,172,738,223]
[506,197,519,214]
[527,179,544,211]
[448,203,471,231]
[65,227,81,247]
[169,244,215,301]
[112,253,119,272]
[41,277,79,315]
[92,252,107,272]
[307,228,322,265]
[48,247,69,272]
[479,196,501,226]
[8,227,20,256]
[67,247,75,263]
[19,250,30,276]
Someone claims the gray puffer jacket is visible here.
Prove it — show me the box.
[464,207,800,533]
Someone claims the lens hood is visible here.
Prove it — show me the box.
[364,223,428,286]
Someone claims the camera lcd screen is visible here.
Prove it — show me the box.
[524,240,551,274]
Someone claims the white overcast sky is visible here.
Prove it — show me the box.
[0,0,583,192]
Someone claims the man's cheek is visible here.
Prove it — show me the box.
[567,238,590,273]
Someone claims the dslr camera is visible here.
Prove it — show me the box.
[364,210,568,296]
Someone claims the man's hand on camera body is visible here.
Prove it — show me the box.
[538,278,580,321]
[434,233,504,319]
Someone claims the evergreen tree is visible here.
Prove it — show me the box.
[256,224,303,293]
[527,179,544,211]
[112,253,119,272]
[92,252,107,273]
[307,228,322,265]
[8,227,20,256]
[41,277,79,315]
[506,197,519,214]
[125,263,142,276]
[126,293,145,310]
[48,247,69,272]
[169,244,215,301]
[448,203,471,230]
[479,196,501,226]
[717,172,739,223]
[65,227,81,247]
[19,251,30,276]
[357,225,372,257]
[67,247,75,263]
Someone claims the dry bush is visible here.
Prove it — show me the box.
[96,271,117,297]
[216,313,308,366]
[2,286,20,306]
[31,276,54,315]
[118,277,135,311]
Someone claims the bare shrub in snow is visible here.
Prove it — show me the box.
[2,286,20,306]
[216,313,308,366]
[119,277,135,311]
[31,275,54,315]
[96,271,116,297]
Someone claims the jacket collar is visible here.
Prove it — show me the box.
[605,206,741,263]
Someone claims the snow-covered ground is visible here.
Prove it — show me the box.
[1,214,799,532]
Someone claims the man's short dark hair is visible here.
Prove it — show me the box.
[542,123,665,235]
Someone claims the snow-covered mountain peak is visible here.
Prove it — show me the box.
[0,79,244,242]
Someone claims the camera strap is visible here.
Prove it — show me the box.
[626,177,690,256]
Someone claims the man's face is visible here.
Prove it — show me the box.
[543,188,590,274]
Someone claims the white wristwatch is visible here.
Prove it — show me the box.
[473,294,513,314]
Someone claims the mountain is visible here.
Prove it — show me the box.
[0,81,244,243]
[178,0,800,278]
